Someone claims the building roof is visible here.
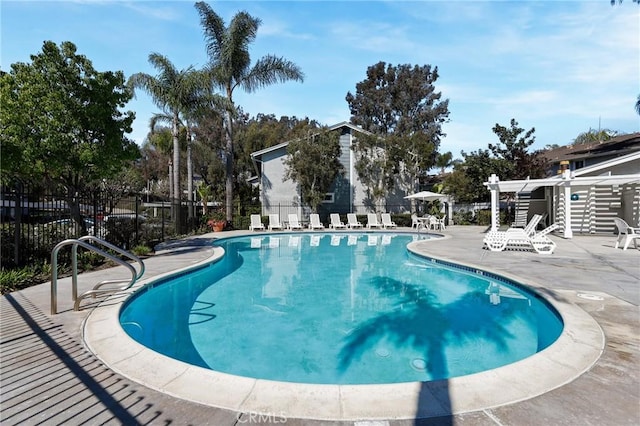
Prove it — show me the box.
[542,132,640,163]
[485,150,640,193]
[250,121,370,160]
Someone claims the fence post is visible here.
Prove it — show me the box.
[161,200,165,241]
[135,196,140,246]
[14,182,23,266]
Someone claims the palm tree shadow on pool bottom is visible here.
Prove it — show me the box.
[338,276,519,419]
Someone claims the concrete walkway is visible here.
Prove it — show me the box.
[1,227,638,425]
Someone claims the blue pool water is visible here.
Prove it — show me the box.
[120,233,563,385]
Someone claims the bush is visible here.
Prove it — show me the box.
[0,263,54,295]
[476,210,492,226]
[104,216,143,249]
[131,244,152,257]
[453,210,474,225]
[77,250,104,271]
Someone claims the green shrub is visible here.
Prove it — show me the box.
[131,244,152,257]
[453,210,474,225]
[476,210,492,226]
[77,251,104,271]
[0,266,36,295]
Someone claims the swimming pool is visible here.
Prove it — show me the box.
[119,233,563,385]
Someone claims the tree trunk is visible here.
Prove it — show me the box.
[172,114,182,232]
[224,110,233,223]
[187,125,194,219]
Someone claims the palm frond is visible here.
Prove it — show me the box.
[240,55,304,93]
[195,1,226,62]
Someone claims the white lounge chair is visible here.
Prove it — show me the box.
[613,217,640,250]
[367,213,382,229]
[249,214,265,231]
[507,214,542,237]
[347,213,363,229]
[287,213,303,231]
[381,213,397,229]
[268,214,283,231]
[528,224,559,254]
[484,223,559,254]
[309,214,325,230]
[329,213,346,229]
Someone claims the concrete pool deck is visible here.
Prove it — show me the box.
[1,226,639,425]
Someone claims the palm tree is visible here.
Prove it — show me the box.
[129,55,211,226]
[195,1,304,222]
[435,151,454,175]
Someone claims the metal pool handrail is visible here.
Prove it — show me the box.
[50,237,144,314]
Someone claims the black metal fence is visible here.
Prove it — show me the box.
[0,185,206,268]
[1,183,462,269]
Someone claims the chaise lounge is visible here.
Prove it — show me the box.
[249,214,265,231]
[483,222,559,254]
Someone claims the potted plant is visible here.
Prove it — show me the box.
[206,211,227,232]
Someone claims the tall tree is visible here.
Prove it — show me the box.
[490,119,547,180]
[283,129,343,213]
[129,54,207,227]
[0,40,138,230]
[195,1,304,222]
[573,128,616,145]
[435,151,454,175]
[442,149,511,203]
[346,62,449,205]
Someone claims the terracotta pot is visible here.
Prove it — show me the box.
[209,220,226,232]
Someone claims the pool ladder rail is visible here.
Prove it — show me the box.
[50,236,145,314]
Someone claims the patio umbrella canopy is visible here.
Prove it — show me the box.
[404,191,445,201]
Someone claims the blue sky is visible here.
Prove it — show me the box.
[2,1,639,159]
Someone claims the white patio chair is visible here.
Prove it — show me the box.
[381,213,397,229]
[427,215,440,231]
[309,213,325,230]
[613,217,640,250]
[287,213,303,231]
[329,213,346,229]
[366,213,382,229]
[249,214,265,231]
[268,214,283,231]
[411,214,421,229]
[347,213,363,229]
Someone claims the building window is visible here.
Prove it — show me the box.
[322,193,334,203]
[574,160,584,170]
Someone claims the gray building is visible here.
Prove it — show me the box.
[251,122,401,221]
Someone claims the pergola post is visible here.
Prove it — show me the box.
[487,174,500,232]
[562,169,573,239]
